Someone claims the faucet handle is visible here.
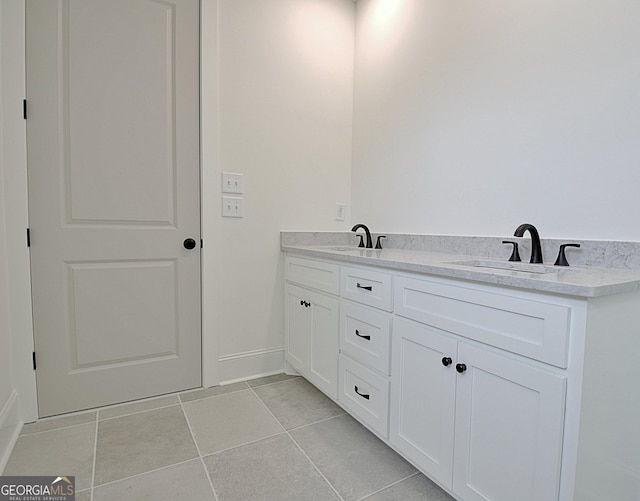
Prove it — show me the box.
[502,241,521,262]
[554,243,581,266]
[356,234,365,248]
[375,236,386,249]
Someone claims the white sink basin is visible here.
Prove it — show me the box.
[449,259,561,275]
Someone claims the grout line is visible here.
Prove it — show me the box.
[90,457,199,490]
[246,375,301,390]
[19,419,97,438]
[89,411,99,501]
[354,472,421,501]
[286,431,346,501]
[179,396,220,501]
[248,385,346,501]
[199,431,287,459]
[98,403,181,422]
[285,411,348,433]
[178,382,251,404]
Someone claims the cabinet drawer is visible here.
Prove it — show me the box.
[285,255,340,295]
[340,301,392,375]
[341,266,392,311]
[338,354,390,438]
[395,276,571,368]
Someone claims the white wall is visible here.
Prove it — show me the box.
[215,0,354,380]
[0,0,14,413]
[352,0,640,240]
[0,0,38,429]
[1,0,32,472]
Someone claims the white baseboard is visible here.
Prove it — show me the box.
[0,391,23,474]
[218,347,285,385]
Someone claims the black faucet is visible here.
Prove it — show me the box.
[513,223,543,264]
[351,224,373,249]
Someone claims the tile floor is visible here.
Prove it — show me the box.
[4,374,455,501]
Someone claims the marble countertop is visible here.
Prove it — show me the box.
[282,244,640,298]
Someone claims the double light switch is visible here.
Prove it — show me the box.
[222,172,244,218]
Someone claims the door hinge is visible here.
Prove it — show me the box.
[23,99,27,119]
[26,228,31,247]
[32,351,37,370]
[200,239,203,249]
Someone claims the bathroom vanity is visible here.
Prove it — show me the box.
[282,234,640,501]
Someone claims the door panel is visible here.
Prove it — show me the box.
[27,0,201,417]
[453,343,566,501]
[67,260,178,368]
[390,317,457,489]
[67,0,177,225]
[285,284,311,372]
[309,289,339,399]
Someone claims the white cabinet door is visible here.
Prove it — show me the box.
[308,289,340,399]
[285,284,312,373]
[453,343,566,501]
[390,317,458,489]
[285,283,339,399]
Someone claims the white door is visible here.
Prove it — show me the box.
[26,0,201,417]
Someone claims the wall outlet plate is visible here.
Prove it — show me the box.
[335,203,346,221]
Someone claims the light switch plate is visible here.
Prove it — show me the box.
[222,172,244,194]
[222,196,243,217]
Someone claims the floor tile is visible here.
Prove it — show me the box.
[4,422,95,491]
[99,395,179,420]
[290,414,416,501]
[204,434,339,501]
[253,378,344,430]
[362,473,455,501]
[94,406,197,486]
[247,373,300,388]
[179,382,249,403]
[182,389,283,455]
[20,411,96,435]
[75,490,92,501]
[93,459,215,501]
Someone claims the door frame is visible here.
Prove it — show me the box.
[5,0,220,423]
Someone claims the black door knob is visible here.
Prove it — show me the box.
[456,363,467,374]
[183,238,197,250]
[442,357,453,367]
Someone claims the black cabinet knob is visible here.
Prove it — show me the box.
[183,238,197,250]
[442,357,453,367]
[456,363,467,374]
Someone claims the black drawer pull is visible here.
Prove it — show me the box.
[354,386,370,400]
[355,329,371,341]
[356,283,373,291]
